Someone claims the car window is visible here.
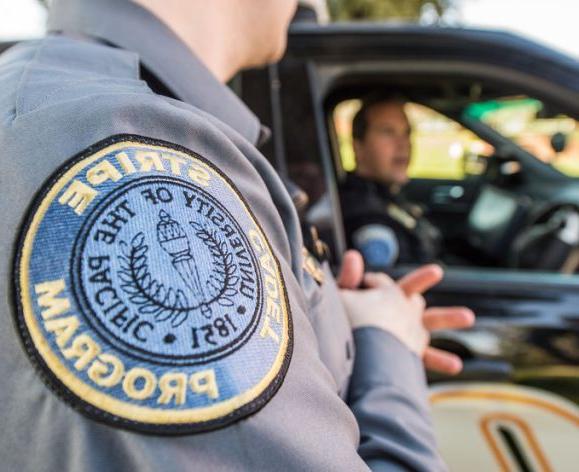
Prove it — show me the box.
[334,99,494,180]
[331,94,579,275]
[463,96,579,177]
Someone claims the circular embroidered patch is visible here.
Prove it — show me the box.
[13,135,292,433]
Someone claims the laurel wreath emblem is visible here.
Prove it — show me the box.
[117,223,239,327]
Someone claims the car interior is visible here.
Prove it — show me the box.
[289,75,579,273]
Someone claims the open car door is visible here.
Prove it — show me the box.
[242,24,579,470]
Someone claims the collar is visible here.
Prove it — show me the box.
[343,172,399,202]
[47,0,263,145]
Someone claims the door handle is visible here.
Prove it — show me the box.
[461,359,513,381]
[430,359,513,383]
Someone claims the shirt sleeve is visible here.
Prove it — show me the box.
[3,56,443,469]
[3,85,371,471]
[348,327,448,472]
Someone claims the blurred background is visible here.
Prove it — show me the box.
[2,0,576,180]
[0,0,577,58]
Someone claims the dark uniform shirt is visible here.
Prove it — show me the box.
[0,0,446,470]
[341,173,442,268]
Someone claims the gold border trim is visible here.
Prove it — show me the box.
[18,140,290,425]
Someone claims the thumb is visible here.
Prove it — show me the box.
[337,250,365,289]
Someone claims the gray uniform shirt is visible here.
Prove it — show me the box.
[0,0,445,470]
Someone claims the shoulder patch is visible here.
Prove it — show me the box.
[12,135,292,434]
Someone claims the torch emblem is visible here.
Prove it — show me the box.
[156,210,211,318]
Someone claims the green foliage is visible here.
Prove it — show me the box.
[328,0,451,21]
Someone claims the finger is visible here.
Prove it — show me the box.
[409,293,426,313]
[337,250,365,289]
[424,347,463,375]
[423,307,475,332]
[397,264,443,297]
[363,271,395,289]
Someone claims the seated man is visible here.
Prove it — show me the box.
[340,94,443,267]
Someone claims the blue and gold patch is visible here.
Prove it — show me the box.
[13,135,292,433]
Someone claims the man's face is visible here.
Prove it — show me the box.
[354,101,412,186]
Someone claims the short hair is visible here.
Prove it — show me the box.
[352,92,406,141]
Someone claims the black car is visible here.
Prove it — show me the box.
[240,22,579,470]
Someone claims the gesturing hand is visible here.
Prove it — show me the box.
[338,251,474,375]
[395,265,474,374]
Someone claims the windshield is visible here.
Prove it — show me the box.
[463,97,579,177]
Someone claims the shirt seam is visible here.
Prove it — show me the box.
[14,40,46,121]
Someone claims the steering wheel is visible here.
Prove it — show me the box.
[509,202,579,272]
